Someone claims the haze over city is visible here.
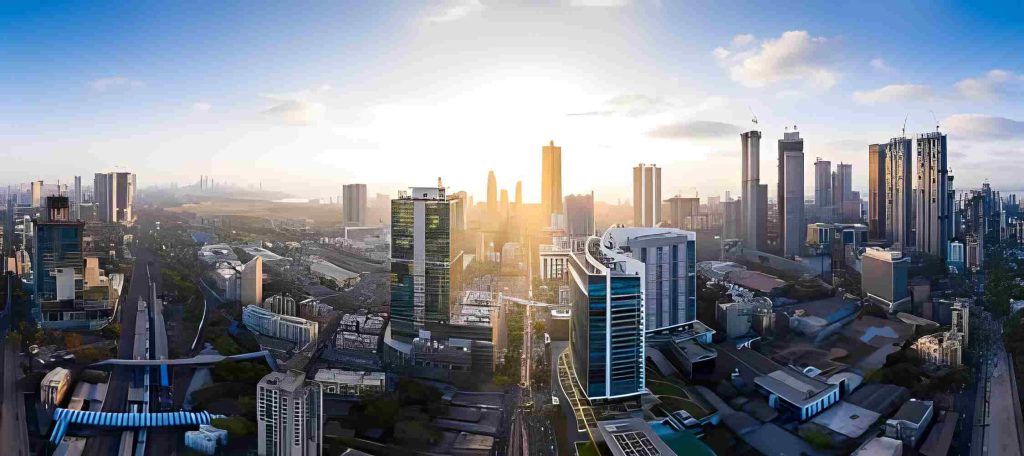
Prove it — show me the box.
[3,1,1023,201]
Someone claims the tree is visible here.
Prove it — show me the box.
[211,416,256,438]
[63,333,83,351]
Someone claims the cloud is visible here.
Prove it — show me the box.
[647,120,744,139]
[260,85,331,125]
[425,0,484,23]
[942,114,1024,139]
[852,84,932,104]
[192,102,212,112]
[91,76,143,91]
[869,58,891,72]
[568,94,670,117]
[570,0,631,5]
[954,69,1023,100]
[713,31,839,90]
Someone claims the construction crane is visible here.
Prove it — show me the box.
[902,114,909,137]
[930,110,940,132]
[748,106,758,126]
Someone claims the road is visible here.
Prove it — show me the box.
[84,246,158,456]
[1,337,30,456]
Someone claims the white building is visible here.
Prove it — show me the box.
[40,367,71,409]
[314,369,385,396]
[257,370,322,456]
[243,305,318,349]
[884,399,934,449]
[911,332,962,367]
[754,368,840,421]
[184,425,229,455]
[263,294,298,316]
[241,256,263,306]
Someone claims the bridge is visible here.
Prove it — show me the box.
[89,350,281,371]
[50,409,217,445]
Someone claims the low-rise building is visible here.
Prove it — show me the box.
[862,248,911,311]
[314,369,385,396]
[594,417,675,456]
[40,367,71,409]
[754,368,840,421]
[262,294,297,316]
[884,399,934,449]
[853,436,903,456]
[184,425,229,455]
[911,332,962,367]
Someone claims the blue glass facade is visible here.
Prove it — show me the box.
[33,221,84,322]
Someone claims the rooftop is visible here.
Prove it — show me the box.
[891,399,933,425]
[754,368,836,407]
[810,400,880,438]
[595,417,675,456]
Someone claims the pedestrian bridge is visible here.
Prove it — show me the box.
[50,409,216,444]
[89,350,280,371]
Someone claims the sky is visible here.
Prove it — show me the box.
[2,0,1023,203]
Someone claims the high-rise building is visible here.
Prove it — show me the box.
[861,248,910,311]
[342,183,367,226]
[605,227,697,330]
[832,163,852,221]
[868,144,887,239]
[72,176,82,221]
[564,193,595,238]
[741,131,765,250]
[256,370,322,456]
[567,234,645,400]
[665,196,699,230]
[241,256,263,306]
[916,132,951,259]
[633,163,662,228]
[885,137,913,252]
[31,180,43,208]
[541,140,563,219]
[777,131,805,257]
[722,199,742,240]
[33,196,85,325]
[93,172,136,224]
[814,158,832,221]
[388,185,463,342]
[514,180,522,209]
[486,170,497,215]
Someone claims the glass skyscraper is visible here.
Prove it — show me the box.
[568,235,645,401]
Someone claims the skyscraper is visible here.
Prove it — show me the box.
[605,226,697,330]
[832,163,853,221]
[93,172,136,224]
[514,180,522,208]
[916,132,951,258]
[886,137,913,252]
[814,158,832,221]
[256,370,323,456]
[31,180,43,208]
[499,189,509,218]
[868,144,887,239]
[72,176,82,221]
[240,256,263,306]
[741,131,765,250]
[567,234,645,400]
[486,170,497,215]
[541,140,563,220]
[389,185,462,342]
[342,183,367,227]
[564,193,595,238]
[33,196,85,326]
[778,131,805,257]
[633,163,661,228]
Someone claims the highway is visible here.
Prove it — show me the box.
[84,246,159,456]
[1,337,30,456]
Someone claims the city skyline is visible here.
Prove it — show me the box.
[3,2,1023,201]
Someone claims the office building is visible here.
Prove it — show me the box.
[885,137,913,251]
[814,158,832,221]
[741,131,766,249]
[33,197,85,326]
[665,196,699,230]
[884,399,934,449]
[633,163,661,228]
[240,256,263,306]
[951,299,969,348]
[257,370,323,456]
[486,171,497,215]
[868,144,887,239]
[722,199,742,240]
[947,240,965,273]
[777,130,805,257]
[861,248,910,311]
[567,233,645,401]
[832,163,853,221]
[564,193,594,238]
[40,367,71,409]
[342,183,367,226]
[314,369,386,397]
[604,227,696,330]
[93,172,136,224]
[916,132,951,258]
[754,368,840,421]
[242,305,319,349]
[388,185,463,342]
[595,418,676,456]
[541,140,563,220]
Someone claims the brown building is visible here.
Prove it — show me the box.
[868,143,887,240]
